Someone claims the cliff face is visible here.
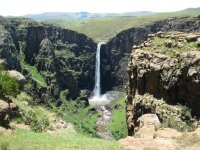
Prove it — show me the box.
[126,31,200,135]
[101,16,200,92]
[0,18,96,103]
[1,16,200,104]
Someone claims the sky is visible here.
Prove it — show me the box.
[0,0,200,16]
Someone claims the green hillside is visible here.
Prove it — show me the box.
[42,7,200,41]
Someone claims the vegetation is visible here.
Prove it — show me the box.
[13,93,50,132]
[0,65,19,98]
[176,133,200,147]
[42,8,200,41]
[108,95,128,140]
[145,36,200,58]
[55,50,76,59]
[22,63,47,87]
[0,128,123,150]
[49,97,99,137]
[19,48,47,87]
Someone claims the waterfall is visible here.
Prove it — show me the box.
[93,42,104,98]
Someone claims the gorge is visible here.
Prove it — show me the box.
[1,11,200,150]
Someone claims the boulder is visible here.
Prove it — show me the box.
[137,114,161,129]
[0,100,9,124]
[0,100,9,113]
[164,39,173,48]
[8,70,25,87]
[9,102,19,116]
[186,34,199,42]
[136,114,161,139]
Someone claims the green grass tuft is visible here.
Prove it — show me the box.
[108,95,128,140]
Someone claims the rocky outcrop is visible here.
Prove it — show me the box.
[0,100,9,124]
[136,114,161,140]
[126,31,200,136]
[102,16,200,92]
[0,97,19,126]
[1,16,200,104]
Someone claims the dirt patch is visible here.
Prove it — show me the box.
[119,128,200,150]
[0,126,13,135]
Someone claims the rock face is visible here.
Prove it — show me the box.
[1,16,200,104]
[0,18,96,103]
[126,31,200,136]
[102,16,200,92]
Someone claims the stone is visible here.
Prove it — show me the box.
[0,100,10,124]
[8,70,25,85]
[164,39,173,48]
[148,34,155,38]
[136,114,161,139]
[0,100,9,113]
[9,102,19,115]
[186,34,200,42]
[187,67,197,77]
[157,31,165,38]
[137,114,161,129]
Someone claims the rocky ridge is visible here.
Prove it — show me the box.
[126,31,200,136]
[101,16,200,92]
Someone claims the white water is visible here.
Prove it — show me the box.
[93,42,104,98]
[94,42,103,98]
[89,42,109,104]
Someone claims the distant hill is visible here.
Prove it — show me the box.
[22,11,156,21]
[9,7,200,41]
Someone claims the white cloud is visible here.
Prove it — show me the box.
[0,0,200,16]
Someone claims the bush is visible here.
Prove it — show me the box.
[21,108,50,132]
[180,106,192,120]
[0,66,19,98]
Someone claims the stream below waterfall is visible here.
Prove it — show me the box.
[90,91,125,140]
[96,105,114,140]
[89,42,123,140]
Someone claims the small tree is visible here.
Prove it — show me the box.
[0,65,19,98]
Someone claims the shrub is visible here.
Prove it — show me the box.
[21,108,50,132]
[180,106,192,120]
[0,66,19,98]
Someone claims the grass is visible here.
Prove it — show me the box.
[144,36,200,58]
[0,128,124,150]
[108,95,128,140]
[12,92,51,132]
[19,47,47,87]
[56,100,100,137]
[175,133,200,148]
[22,63,47,87]
[42,8,200,41]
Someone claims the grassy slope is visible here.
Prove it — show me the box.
[60,101,99,137]
[0,129,123,150]
[3,92,124,150]
[42,8,200,41]
[108,95,128,140]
